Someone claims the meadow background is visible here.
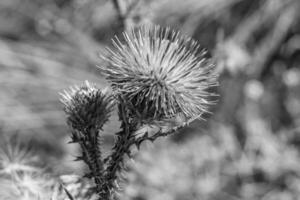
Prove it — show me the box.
[0,0,300,199]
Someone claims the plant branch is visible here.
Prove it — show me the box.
[98,101,135,199]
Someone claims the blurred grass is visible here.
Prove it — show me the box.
[0,0,300,199]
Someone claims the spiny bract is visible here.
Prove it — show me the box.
[100,25,218,123]
[60,81,115,132]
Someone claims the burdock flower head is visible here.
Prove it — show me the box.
[100,25,218,124]
[60,81,115,132]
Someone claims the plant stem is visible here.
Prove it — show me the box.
[98,102,135,200]
[72,128,105,193]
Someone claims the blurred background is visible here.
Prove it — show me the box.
[0,0,300,199]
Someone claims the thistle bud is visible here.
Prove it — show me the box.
[60,81,115,132]
[100,25,218,125]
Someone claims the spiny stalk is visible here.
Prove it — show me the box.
[60,81,115,196]
[98,98,136,200]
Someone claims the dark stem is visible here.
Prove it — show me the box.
[72,128,105,193]
[98,102,135,200]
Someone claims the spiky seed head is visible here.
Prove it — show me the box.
[99,25,218,123]
[60,81,115,132]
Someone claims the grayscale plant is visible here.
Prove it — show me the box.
[61,25,218,200]
[100,26,218,125]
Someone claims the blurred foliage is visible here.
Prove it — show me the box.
[0,0,300,199]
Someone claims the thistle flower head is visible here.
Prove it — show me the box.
[100,25,218,123]
[60,81,115,132]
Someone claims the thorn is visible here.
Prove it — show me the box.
[67,139,81,144]
[73,156,84,161]
[135,140,142,150]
